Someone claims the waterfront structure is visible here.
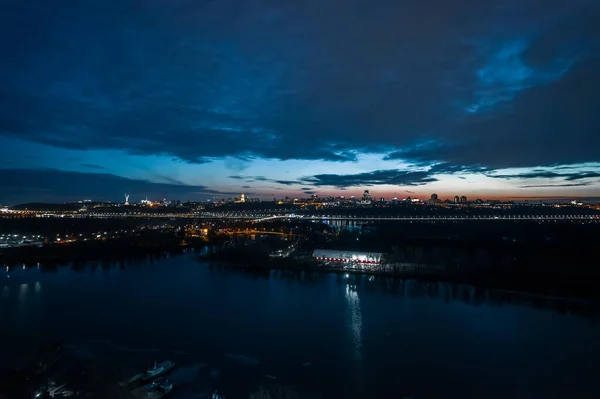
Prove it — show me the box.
[312,249,382,265]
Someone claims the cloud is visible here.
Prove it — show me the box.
[273,179,300,185]
[0,168,221,204]
[490,170,600,181]
[81,163,110,171]
[565,172,600,181]
[301,169,438,188]
[0,0,597,173]
[229,175,300,185]
[519,183,592,188]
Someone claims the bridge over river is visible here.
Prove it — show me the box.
[79,211,599,222]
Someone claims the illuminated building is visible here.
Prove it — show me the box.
[312,249,382,265]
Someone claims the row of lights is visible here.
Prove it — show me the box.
[314,257,379,264]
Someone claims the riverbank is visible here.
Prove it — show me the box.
[0,233,207,267]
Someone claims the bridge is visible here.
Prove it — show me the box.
[213,213,600,223]
[40,211,600,222]
[225,229,299,236]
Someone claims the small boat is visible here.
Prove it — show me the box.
[144,360,175,379]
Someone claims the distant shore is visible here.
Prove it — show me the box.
[0,235,207,267]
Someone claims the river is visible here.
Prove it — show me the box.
[1,253,599,398]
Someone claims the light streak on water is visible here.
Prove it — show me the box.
[345,284,363,361]
[19,283,28,303]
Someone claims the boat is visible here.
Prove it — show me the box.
[143,360,175,379]
[211,391,225,399]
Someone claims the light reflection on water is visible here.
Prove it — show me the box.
[18,283,28,303]
[346,284,363,361]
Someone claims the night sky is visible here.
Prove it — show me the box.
[1,0,599,204]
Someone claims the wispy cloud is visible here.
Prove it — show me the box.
[519,182,592,188]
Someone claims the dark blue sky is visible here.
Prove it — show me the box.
[1,0,599,204]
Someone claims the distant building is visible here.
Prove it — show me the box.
[360,190,372,205]
[240,193,246,203]
[429,193,439,205]
[454,195,460,203]
[460,196,467,203]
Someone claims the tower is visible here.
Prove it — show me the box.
[240,193,246,203]
[429,193,438,206]
[124,193,130,205]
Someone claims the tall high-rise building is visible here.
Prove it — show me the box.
[460,196,467,203]
[429,193,439,205]
[240,193,246,203]
[454,195,460,203]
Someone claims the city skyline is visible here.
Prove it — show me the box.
[1,1,599,204]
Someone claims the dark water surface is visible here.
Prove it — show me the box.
[2,254,599,399]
